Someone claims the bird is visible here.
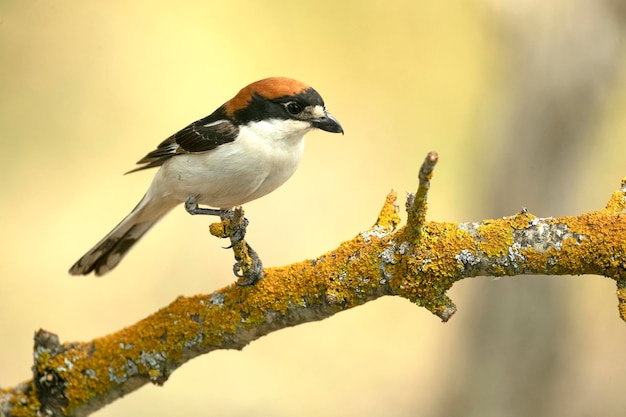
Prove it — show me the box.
[69,77,343,277]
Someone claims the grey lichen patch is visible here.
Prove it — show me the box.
[514,221,589,252]
[378,243,397,284]
[360,225,393,243]
[210,292,225,306]
[108,358,142,384]
[137,350,168,383]
[108,366,127,384]
[380,244,397,265]
[507,242,525,270]
[457,222,479,235]
[124,359,139,377]
[455,249,480,271]
[398,241,411,255]
[84,369,97,380]
[183,333,204,349]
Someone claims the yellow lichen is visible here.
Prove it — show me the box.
[375,190,401,230]
[6,383,40,417]
[476,219,513,258]
[389,221,473,316]
[604,178,626,213]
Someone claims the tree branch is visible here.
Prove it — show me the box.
[2,152,625,417]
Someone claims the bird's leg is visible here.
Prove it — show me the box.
[184,195,224,216]
[185,196,263,285]
[184,196,246,244]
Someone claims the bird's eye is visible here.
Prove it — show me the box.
[285,102,303,115]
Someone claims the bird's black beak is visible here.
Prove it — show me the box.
[312,111,344,134]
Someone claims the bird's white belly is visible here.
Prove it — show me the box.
[148,131,305,209]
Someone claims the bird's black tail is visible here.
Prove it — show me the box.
[69,196,175,276]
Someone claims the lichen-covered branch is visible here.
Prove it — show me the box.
[2,154,625,417]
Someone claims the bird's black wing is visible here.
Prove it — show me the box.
[126,107,239,174]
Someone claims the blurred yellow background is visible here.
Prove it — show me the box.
[2,1,625,416]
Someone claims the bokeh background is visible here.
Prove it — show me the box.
[2,1,626,416]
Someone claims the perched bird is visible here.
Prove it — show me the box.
[69,77,343,277]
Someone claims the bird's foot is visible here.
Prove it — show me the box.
[232,242,264,286]
[207,206,264,286]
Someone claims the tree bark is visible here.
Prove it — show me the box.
[1,154,625,417]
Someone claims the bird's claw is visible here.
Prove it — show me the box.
[233,242,264,286]
[185,195,224,216]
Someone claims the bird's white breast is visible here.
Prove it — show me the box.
[148,119,310,209]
